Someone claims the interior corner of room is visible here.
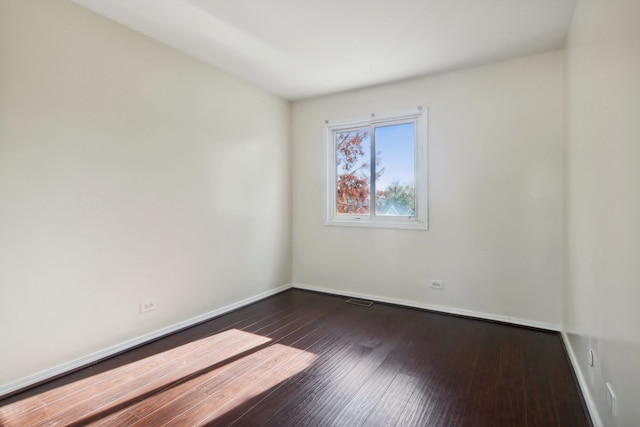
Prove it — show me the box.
[0,0,638,426]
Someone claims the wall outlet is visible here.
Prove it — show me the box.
[430,280,444,290]
[139,300,156,313]
[605,382,617,416]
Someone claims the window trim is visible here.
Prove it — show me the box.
[324,107,428,230]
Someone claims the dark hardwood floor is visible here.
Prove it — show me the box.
[0,289,591,426]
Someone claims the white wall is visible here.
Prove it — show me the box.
[8,4,638,423]
[292,52,564,328]
[0,1,291,390]
[564,1,640,425]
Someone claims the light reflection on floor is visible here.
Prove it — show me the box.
[0,329,317,426]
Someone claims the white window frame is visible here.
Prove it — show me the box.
[325,107,428,230]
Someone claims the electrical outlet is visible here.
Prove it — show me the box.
[139,300,156,313]
[430,280,444,290]
[605,382,617,416]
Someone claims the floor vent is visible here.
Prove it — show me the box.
[345,298,374,307]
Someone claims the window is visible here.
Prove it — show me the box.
[325,107,428,230]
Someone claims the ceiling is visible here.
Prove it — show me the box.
[72,0,576,100]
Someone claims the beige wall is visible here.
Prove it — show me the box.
[564,0,640,425]
[292,52,565,328]
[0,0,291,389]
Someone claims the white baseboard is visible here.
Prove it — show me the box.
[561,332,603,427]
[1,282,563,399]
[0,283,292,398]
[292,283,560,331]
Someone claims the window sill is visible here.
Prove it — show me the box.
[324,217,428,230]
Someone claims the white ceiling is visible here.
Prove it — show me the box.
[72,0,576,100]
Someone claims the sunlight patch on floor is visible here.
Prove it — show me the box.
[0,328,287,425]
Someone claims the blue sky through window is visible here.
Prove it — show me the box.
[375,123,415,191]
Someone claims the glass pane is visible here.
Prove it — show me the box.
[374,123,416,216]
[335,129,371,215]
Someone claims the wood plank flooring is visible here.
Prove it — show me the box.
[0,289,592,426]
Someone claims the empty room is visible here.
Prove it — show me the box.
[1,0,638,426]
